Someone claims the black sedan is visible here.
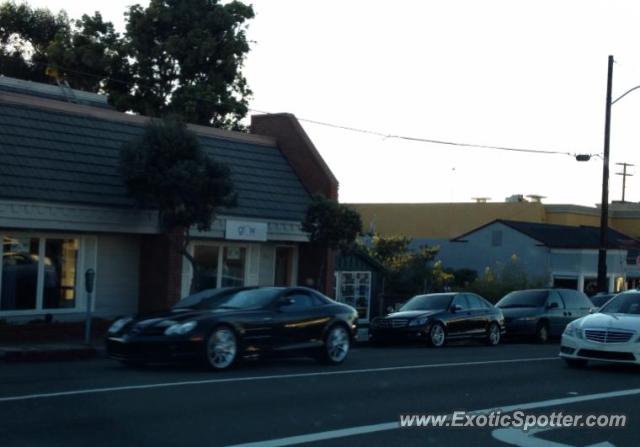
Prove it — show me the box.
[106,287,358,370]
[370,292,505,347]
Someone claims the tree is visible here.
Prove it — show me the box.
[115,0,254,129]
[0,2,70,83]
[365,234,451,297]
[302,195,363,289]
[466,255,545,302]
[0,0,254,130]
[120,116,237,291]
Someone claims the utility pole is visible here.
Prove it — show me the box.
[597,55,614,294]
[615,162,634,202]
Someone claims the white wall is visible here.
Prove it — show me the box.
[94,234,140,318]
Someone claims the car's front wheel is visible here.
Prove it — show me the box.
[428,322,446,347]
[485,322,501,346]
[204,326,238,371]
[318,325,350,365]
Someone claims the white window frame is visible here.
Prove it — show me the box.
[184,241,251,296]
[335,270,372,322]
[0,232,88,317]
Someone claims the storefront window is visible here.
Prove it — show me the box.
[193,245,220,290]
[1,235,81,313]
[1,236,39,310]
[191,244,247,290]
[43,239,79,309]
[222,247,246,287]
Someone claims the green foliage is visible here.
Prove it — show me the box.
[46,12,127,94]
[466,254,545,302]
[0,2,70,83]
[120,116,237,232]
[365,234,451,297]
[302,196,363,251]
[446,267,478,288]
[0,0,254,130]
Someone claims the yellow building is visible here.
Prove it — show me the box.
[350,201,640,240]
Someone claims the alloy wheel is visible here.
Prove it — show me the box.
[536,322,549,343]
[326,326,350,363]
[430,323,445,347]
[206,327,237,370]
[487,323,500,345]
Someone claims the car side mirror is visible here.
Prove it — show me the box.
[546,302,559,310]
[451,304,462,313]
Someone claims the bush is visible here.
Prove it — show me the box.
[465,255,545,303]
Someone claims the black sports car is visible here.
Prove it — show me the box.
[106,287,358,370]
[370,292,505,347]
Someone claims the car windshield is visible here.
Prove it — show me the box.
[400,294,453,311]
[172,288,248,310]
[600,293,640,314]
[496,290,548,308]
[216,288,283,310]
[591,294,615,308]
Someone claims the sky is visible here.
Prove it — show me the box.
[20,0,640,206]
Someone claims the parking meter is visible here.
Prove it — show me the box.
[84,269,95,345]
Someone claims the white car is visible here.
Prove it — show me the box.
[560,290,640,367]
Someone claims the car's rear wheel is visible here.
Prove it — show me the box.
[204,326,238,370]
[428,322,446,347]
[318,325,350,365]
[564,358,588,368]
[535,321,549,343]
[485,322,501,346]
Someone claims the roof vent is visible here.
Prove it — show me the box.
[526,195,546,203]
[505,194,526,203]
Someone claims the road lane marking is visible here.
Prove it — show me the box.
[227,387,640,447]
[492,427,616,447]
[0,356,556,403]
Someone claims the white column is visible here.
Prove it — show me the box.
[608,275,615,293]
[578,274,585,292]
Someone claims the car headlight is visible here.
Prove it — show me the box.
[108,317,132,334]
[563,323,582,338]
[409,317,430,327]
[164,321,198,336]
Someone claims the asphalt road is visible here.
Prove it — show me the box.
[1,341,638,447]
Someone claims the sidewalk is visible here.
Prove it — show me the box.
[0,342,104,363]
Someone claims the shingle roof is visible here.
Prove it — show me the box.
[0,76,111,109]
[453,219,640,249]
[0,99,311,222]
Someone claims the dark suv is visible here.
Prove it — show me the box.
[496,289,594,342]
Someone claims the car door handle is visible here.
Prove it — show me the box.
[263,317,273,321]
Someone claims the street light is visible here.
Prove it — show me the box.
[576,55,640,293]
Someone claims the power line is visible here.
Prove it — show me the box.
[250,108,596,158]
[0,54,600,159]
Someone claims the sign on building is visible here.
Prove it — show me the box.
[225,220,268,242]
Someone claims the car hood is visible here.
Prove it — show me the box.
[573,313,640,332]
[124,308,264,332]
[382,310,441,319]
[498,307,542,319]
